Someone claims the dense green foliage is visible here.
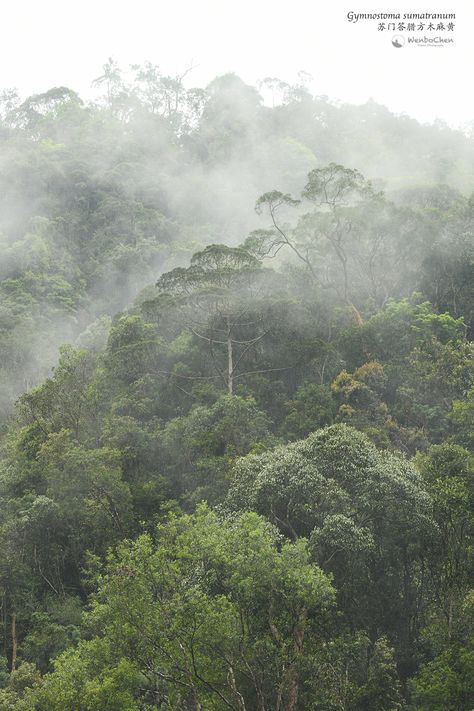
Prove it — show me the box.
[0,63,472,709]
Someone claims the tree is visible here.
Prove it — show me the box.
[30,507,335,710]
[156,244,280,394]
[227,424,436,674]
[131,61,202,129]
[450,386,474,450]
[246,164,379,323]
[16,345,99,447]
[353,638,404,711]
[0,430,132,670]
[92,58,124,108]
[246,165,428,324]
[282,383,336,441]
[157,394,277,504]
[410,591,474,711]
[415,444,474,638]
[0,662,41,710]
[10,87,83,132]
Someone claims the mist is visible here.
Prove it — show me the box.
[0,63,472,423]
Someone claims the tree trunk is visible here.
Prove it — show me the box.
[347,299,364,326]
[287,611,307,711]
[11,612,17,671]
[228,666,247,710]
[448,597,453,641]
[2,594,6,656]
[227,317,233,394]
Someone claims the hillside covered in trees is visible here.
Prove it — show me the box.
[0,62,472,710]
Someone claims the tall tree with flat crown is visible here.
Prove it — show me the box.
[156,244,276,394]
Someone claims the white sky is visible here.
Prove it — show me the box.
[1,0,473,127]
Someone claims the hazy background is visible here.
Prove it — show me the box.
[0,0,473,422]
[1,0,473,127]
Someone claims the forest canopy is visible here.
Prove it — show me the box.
[0,61,472,709]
